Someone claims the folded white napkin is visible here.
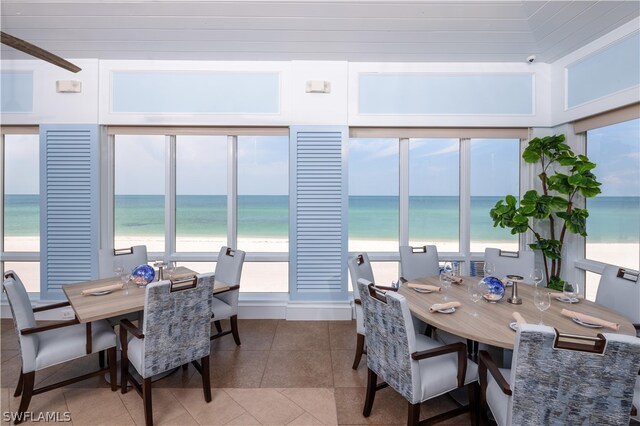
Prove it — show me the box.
[81,283,123,295]
[407,283,441,292]
[429,301,461,313]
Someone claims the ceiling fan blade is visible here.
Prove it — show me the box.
[1,31,81,73]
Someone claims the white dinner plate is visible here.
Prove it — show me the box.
[413,288,433,294]
[89,290,112,296]
[437,307,456,314]
[555,296,579,303]
[509,321,518,331]
[571,317,603,328]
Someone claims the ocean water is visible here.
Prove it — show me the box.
[4,194,639,243]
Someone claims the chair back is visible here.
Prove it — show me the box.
[508,324,640,425]
[348,253,375,300]
[357,278,420,404]
[399,245,439,280]
[98,245,148,278]
[484,248,534,281]
[2,271,39,373]
[596,265,640,325]
[214,247,245,286]
[140,273,214,378]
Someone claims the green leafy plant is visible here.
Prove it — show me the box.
[490,134,601,290]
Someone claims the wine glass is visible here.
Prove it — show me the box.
[529,268,543,287]
[440,270,452,301]
[114,263,128,294]
[533,290,551,324]
[483,261,494,278]
[166,261,177,280]
[563,281,579,303]
[468,281,483,317]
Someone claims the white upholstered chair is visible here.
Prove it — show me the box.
[595,265,640,336]
[210,246,246,345]
[347,253,375,370]
[98,245,148,278]
[357,279,478,425]
[480,324,640,426]
[3,271,117,425]
[399,245,440,280]
[120,274,214,426]
[483,248,534,281]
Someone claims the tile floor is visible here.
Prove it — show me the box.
[0,319,472,425]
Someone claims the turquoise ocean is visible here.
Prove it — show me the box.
[4,194,639,243]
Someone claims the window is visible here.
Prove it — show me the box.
[586,118,640,270]
[2,132,40,292]
[470,138,520,252]
[114,135,166,252]
[409,138,460,252]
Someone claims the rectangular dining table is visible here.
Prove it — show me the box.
[398,275,636,350]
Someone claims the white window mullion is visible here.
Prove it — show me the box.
[0,135,5,255]
[101,132,114,251]
[399,138,409,246]
[228,135,238,250]
[165,135,176,260]
[459,138,471,275]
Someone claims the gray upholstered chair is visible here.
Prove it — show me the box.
[3,271,117,425]
[483,248,534,281]
[120,274,214,426]
[479,324,640,426]
[210,246,245,345]
[98,245,148,278]
[347,253,375,370]
[357,279,478,426]
[399,245,440,280]
[595,265,640,336]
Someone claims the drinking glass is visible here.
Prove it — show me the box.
[114,263,128,295]
[468,281,483,317]
[533,290,551,324]
[440,271,452,301]
[562,281,579,303]
[483,262,494,277]
[529,268,543,287]
[166,261,177,280]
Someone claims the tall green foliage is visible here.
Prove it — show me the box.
[489,134,601,290]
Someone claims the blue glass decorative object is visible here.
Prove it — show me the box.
[480,276,505,303]
[131,264,155,286]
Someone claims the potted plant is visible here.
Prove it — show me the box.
[489,134,601,290]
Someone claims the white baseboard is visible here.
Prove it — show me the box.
[285,301,353,320]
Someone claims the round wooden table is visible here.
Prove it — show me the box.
[398,276,636,349]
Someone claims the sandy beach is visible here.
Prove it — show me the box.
[4,236,638,299]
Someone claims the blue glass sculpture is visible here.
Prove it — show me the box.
[480,276,505,303]
[131,264,155,286]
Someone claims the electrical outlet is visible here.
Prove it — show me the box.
[61,308,75,319]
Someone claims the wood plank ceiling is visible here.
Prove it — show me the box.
[1,0,638,63]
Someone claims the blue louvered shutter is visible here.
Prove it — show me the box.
[40,125,99,299]
[290,126,348,301]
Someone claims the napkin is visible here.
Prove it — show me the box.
[81,283,124,296]
[429,301,461,312]
[407,283,441,292]
[512,312,527,325]
[560,308,620,331]
[449,276,464,285]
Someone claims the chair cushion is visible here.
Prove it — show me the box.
[633,376,640,422]
[34,320,116,371]
[414,334,479,401]
[355,304,365,334]
[126,336,145,375]
[486,367,511,426]
[211,297,234,321]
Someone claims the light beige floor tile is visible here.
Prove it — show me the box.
[225,388,304,425]
[211,319,278,351]
[271,321,330,351]
[1,388,11,426]
[327,321,357,351]
[9,388,70,426]
[1,351,19,365]
[279,388,337,425]
[287,412,324,425]
[36,355,109,389]
[261,351,333,388]
[334,387,407,425]
[223,412,261,425]
[207,350,269,388]
[330,350,367,388]
[0,354,22,390]
[119,387,196,426]
[63,388,133,425]
[171,388,245,425]
[151,364,198,388]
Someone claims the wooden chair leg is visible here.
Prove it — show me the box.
[99,350,105,368]
[230,315,241,346]
[408,402,421,426]
[468,382,480,426]
[201,355,212,403]
[14,368,23,397]
[214,320,223,334]
[352,333,365,370]
[143,377,153,426]
[363,368,377,417]
[121,351,129,394]
[15,371,35,425]
[107,347,117,392]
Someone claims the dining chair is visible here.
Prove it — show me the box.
[98,245,149,278]
[399,245,440,280]
[483,248,534,281]
[479,324,640,426]
[210,246,246,345]
[595,265,640,336]
[357,278,478,426]
[347,253,375,370]
[120,274,214,426]
[3,271,117,425]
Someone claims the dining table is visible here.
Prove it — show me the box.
[398,275,637,350]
